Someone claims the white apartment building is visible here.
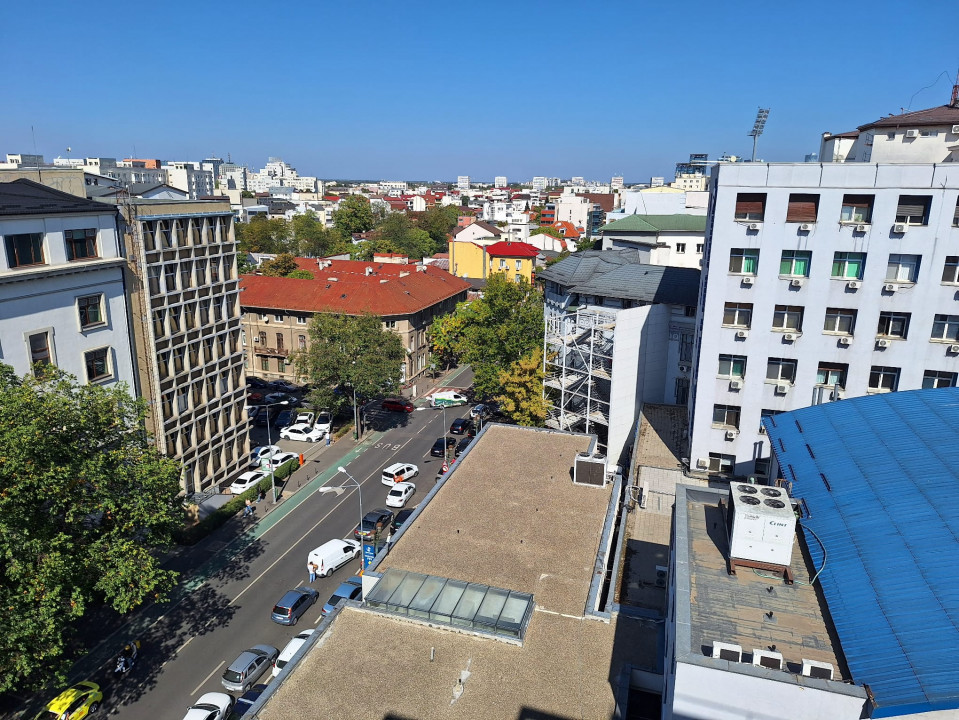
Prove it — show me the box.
[163,162,214,199]
[688,159,959,478]
[494,175,508,187]
[599,214,705,269]
[251,158,317,194]
[0,179,136,388]
[379,181,408,195]
[219,163,249,191]
[531,176,548,192]
[456,175,470,190]
[820,104,959,164]
[610,175,624,191]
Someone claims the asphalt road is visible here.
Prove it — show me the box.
[93,384,474,719]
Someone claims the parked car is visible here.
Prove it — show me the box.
[307,539,361,577]
[271,586,320,625]
[430,436,456,457]
[353,508,394,541]
[449,418,474,435]
[230,470,267,495]
[385,481,416,508]
[246,406,260,421]
[382,398,414,413]
[254,408,272,427]
[273,409,297,429]
[182,692,234,720]
[391,507,415,532]
[248,391,264,404]
[246,377,270,389]
[381,462,419,486]
[221,645,278,693]
[264,392,299,406]
[262,451,299,471]
[35,682,102,720]
[454,436,472,458]
[321,576,363,615]
[279,423,325,442]
[232,685,267,718]
[272,631,314,678]
[269,379,300,392]
[249,445,281,469]
[293,411,315,426]
[314,409,332,434]
[470,403,490,420]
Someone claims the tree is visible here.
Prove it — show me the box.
[287,269,314,279]
[496,347,549,426]
[235,216,291,254]
[293,314,406,418]
[0,364,182,691]
[241,190,255,198]
[428,300,478,370]
[332,195,374,238]
[531,226,562,238]
[413,205,459,251]
[259,252,300,277]
[291,211,349,258]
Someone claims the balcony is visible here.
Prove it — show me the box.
[253,345,290,358]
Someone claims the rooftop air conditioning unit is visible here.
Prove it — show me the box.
[893,223,908,234]
[655,565,669,588]
[838,336,852,346]
[790,278,804,288]
[782,332,797,341]
[949,344,959,353]
[775,383,789,395]
[725,429,739,440]
[847,280,861,289]
[573,452,607,487]
[799,223,813,231]
[729,379,743,390]
[736,329,749,338]
[801,659,835,681]
[952,124,959,135]
[884,283,898,292]
[747,222,762,230]
[679,363,691,373]
[729,485,795,567]
[905,129,919,138]
[696,457,710,470]
[712,642,742,662]
[741,276,754,286]
[876,338,890,348]
[752,649,784,671]
[854,223,868,232]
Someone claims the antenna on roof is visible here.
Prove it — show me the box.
[748,108,770,162]
[952,70,959,107]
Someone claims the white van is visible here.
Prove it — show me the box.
[307,539,360,578]
[430,391,468,408]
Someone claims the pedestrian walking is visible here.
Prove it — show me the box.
[244,498,253,517]
[326,432,331,447]
[308,562,318,583]
[257,488,266,504]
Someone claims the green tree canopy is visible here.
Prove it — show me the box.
[0,365,182,691]
[412,204,459,250]
[332,195,375,238]
[496,347,549,426]
[531,226,563,238]
[291,211,350,258]
[259,252,300,277]
[294,314,406,415]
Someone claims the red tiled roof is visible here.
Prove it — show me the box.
[373,253,409,260]
[552,221,582,239]
[485,241,540,258]
[240,261,470,316]
[827,130,860,139]
[859,105,959,130]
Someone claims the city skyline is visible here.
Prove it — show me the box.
[3,0,956,181]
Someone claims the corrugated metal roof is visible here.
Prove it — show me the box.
[764,389,959,717]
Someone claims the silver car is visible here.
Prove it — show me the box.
[221,645,278,693]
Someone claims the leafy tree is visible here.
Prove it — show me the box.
[291,211,349,258]
[332,195,375,238]
[428,300,477,370]
[0,364,181,691]
[367,214,437,260]
[237,254,256,275]
[413,205,459,250]
[545,250,571,267]
[531,226,562,238]
[575,237,597,251]
[241,190,255,198]
[235,216,291,254]
[496,347,549,426]
[259,253,300,277]
[287,269,314,279]
[293,314,406,417]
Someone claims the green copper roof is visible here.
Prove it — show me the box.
[600,214,707,233]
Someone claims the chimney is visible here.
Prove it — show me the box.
[365,266,374,276]
[399,271,410,278]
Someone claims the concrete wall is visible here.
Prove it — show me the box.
[0,168,86,197]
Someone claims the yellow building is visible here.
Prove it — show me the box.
[485,240,538,283]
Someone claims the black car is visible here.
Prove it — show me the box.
[449,418,474,435]
[273,409,296,429]
[254,408,272,427]
[246,377,270,389]
[431,436,456,457]
[392,508,415,532]
[234,683,269,717]
[454,436,472,458]
[354,508,394,540]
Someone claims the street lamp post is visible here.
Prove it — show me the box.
[319,466,365,568]
[263,400,289,503]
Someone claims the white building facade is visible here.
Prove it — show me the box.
[163,162,214,199]
[688,161,959,477]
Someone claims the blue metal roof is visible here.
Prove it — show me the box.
[764,389,959,718]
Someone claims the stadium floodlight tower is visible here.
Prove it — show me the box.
[748,107,770,162]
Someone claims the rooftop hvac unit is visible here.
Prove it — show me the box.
[655,565,669,587]
[573,452,607,487]
[736,329,749,338]
[838,336,851,346]
[847,280,861,289]
[789,278,804,287]
[801,659,835,681]
[752,649,784,671]
[892,223,908,234]
[711,641,742,662]
[747,222,762,231]
[854,223,869,232]
[905,129,919,138]
[884,283,898,292]
[799,223,813,231]
[741,276,754,286]
[729,485,795,568]
[876,338,890,348]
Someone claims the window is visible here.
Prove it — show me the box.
[240,329,247,346]
[919,129,939,138]
[817,362,848,387]
[298,334,307,349]
[712,404,741,429]
[276,333,284,350]
[195,259,207,285]
[823,308,856,335]
[779,250,811,277]
[296,315,307,325]
[696,243,704,253]
[729,248,759,274]
[258,331,267,345]
[153,309,166,338]
[923,370,957,389]
[832,252,865,279]
[65,229,98,260]
[676,243,687,254]
[4,232,45,268]
[515,260,522,270]
[722,302,753,328]
[942,257,959,284]
[499,259,507,269]
[868,366,900,393]
[886,254,920,283]
[760,408,782,432]
[840,194,873,223]
[708,453,735,473]
[274,314,283,323]
[385,320,397,330]
[786,193,819,223]
[772,305,803,331]
[164,264,177,291]
[953,200,959,227]
[188,343,199,366]
[931,314,959,342]
[84,347,111,382]
[180,261,193,289]
[877,312,910,339]
[28,331,52,367]
[210,260,220,282]
[515,273,522,282]
[754,457,771,476]
[766,358,797,383]
[734,193,766,221]
[895,195,931,225]
[259,314,269,322]
[172,348,184,373]
[717,354,746,379]
[260,357,269,371]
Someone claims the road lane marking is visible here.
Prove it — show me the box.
[191,660,225,696]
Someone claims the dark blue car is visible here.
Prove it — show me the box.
[322,576,363,615]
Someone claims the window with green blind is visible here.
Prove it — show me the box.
[832,252,865,279]
[729,248,759,274]
[780,250,811,277]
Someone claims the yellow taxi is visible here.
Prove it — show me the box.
[34,681,102,719]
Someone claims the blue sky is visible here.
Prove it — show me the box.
[3,1,956,183]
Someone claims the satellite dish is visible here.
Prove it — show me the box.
[66,147,71,153]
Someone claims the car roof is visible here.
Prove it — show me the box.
[384,462,413,472]
[390,482,414,491]
[285,423,312,430]
[45,683,99,712]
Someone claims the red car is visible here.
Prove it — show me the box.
[248,392,264,404]
[382,398,414,413]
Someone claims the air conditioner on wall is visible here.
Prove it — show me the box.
[950,344,959,353]
[729,379,743,390]
[696,457,710,470]
[679,363,691,373]
[905,129,919,138]
[799,223,813,231]
[847,280,861,289]
[747,222,762,230]
[725,429,739,440]
[876,338,890,348]
[790,278,804,287]
[838,336,852,346]
[952,124,959,134]
[884,283,898,292]
[775,383,789,395]
[782,333,796,341]
[854,224,868,232]
[736,329,749,338]
[741,276,754,286]
[893,223,908,234]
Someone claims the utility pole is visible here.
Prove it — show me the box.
[748,107,770,162]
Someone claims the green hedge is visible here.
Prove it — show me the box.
[174,457,300,545]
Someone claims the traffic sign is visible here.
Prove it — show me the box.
[441,462,449,473]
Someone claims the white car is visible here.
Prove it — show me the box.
[314,410,332,434]
[272,629,314,677]
[385,481,416,508]
[279,423,326,443]
[293,411,314,426]
[263,451,298,470]
[381,462,419,486]
[249,445,281,469]
[183,692,234,720]
[230,471,267,495]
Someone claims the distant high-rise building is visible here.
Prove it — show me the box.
[457,176,471,190]
[531,177,548,192]
[570,176,585,185]
[494,176,508,188]
[610,176,624,191]
[4,153,44,167]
